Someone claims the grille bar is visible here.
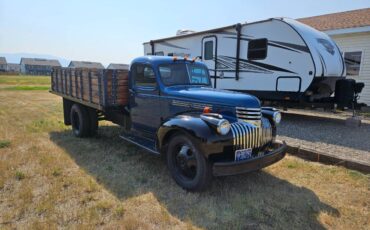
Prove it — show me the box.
[236,107,262,122]
[230,118,272,150]
[236,111,261,115]
[236,114,262,119]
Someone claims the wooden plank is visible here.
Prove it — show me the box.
[105,86,129,93]
[51,67,129,107]
[106,81,129,87]
[82,90,100,97]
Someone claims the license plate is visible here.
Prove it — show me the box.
[235,148,252,162]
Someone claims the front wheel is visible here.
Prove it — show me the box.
[166,134,212,191]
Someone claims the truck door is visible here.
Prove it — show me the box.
[202,36,217,87]
[129,63,161,136]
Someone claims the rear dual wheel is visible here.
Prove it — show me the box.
[70,104,98,137]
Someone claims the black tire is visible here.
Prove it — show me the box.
[166,134,212,191]
[87,108,98,136]
[70,104,90,137]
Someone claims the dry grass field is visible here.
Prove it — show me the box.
[0,75,369,229]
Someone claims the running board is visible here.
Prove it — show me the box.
[119,133,160,155]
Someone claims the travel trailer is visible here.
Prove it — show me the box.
[144,18,364,108]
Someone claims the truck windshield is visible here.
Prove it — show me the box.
[158,63,211,86]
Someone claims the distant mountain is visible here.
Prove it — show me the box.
[0,52,70,67]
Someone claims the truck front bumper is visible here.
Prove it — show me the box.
[212,141,287,176]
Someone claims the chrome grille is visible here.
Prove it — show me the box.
[230,117,273,150]
[236,107,261,122]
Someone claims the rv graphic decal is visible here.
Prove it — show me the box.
[212,56,296,75]
[317,38,335,55]
[224,36,310,53]
[317,50,327,76]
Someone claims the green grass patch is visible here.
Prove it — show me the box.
[3,85,50,91]
[283,160,300,169]
[27,119,66,133]
[0,140,11,148]
[15,171,25,180]
[114,205,125,218]
[52,168,62,177]
[0,75,50,85]
[348,170,364,180]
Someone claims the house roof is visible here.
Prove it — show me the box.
[298,8,370,31]
[0,57,7,65]
[69,61,104,69]
[107,63,129,70]
[20,58,61,67]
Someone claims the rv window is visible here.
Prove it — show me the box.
[155,51,164,56]
[344,51,362,76]
[133,64,156,88]
[204,41,214,60]
[248,38,268,60]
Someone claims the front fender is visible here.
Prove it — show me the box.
[157,115,233,157]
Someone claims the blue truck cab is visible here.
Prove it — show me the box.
[52,56,287,191]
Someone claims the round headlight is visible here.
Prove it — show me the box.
[217,119,231,135]
[273,112,282,124]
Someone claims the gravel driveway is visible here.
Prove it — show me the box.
[277,113,370,164]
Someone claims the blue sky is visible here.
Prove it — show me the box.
[0,0,369,66]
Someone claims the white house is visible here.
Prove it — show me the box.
[299,8,370,106]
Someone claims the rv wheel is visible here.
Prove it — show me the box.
[166,134,212,191]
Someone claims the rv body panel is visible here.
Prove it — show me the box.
[282,18,345,78]
[144,18,347,102]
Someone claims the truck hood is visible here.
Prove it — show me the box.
[165,86,261,108]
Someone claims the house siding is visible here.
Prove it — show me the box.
[0,57,7,72]
[330,32,370,105]
[20,58,61,76]
[0,64,6,72]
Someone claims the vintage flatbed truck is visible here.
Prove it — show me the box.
[50,56,287,191]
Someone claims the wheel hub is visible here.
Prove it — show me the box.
[177,145,190,169]
[175,145,197,179]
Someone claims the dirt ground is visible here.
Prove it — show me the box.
[0,76,369,229]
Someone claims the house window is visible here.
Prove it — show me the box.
[155,51,164,56]
[204,41,214,60]
[344,51,362,76]
[132,64,156,88]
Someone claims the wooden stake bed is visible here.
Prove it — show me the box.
[50,67,129,110]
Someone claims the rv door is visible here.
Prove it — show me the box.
[202,36,217,86]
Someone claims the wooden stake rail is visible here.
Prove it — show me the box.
[51,68,129,109]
